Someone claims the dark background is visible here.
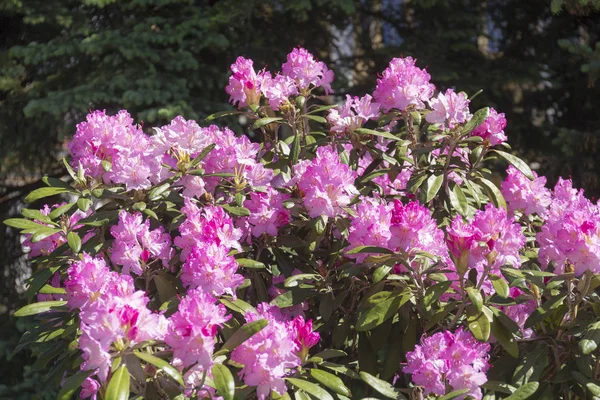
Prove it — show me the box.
[1,0,599,397]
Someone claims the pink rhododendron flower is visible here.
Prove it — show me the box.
[165,289,230,384]
[471,107,507,146]
[79,377,100,400]
[426,88,471,129]
[263,74,298,110]
[346,197,392,262]
[501,287,536,338]
[297,146,358,218]
[242,186,291,237]
[373,56,435,112]
[537,178,600,275]
[180,243,244,297]
[501,165,551,217]
[231,303,302,399]
[175,198,243,260]
[327,94,379,134]
[282,47,334,94]
[68,110,159,190]
[403,329,490,399]
[226,56,269,108]
[389,200,448,262]
[291,315,320,362]
[110,210,172,275]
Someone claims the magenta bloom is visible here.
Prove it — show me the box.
[79,377,100,400]
[263,74,299,110]
[231,303,301,399]
[373,56,435,112]
[165,289,230,385]
[110,211,173,275]
[226,56,269,108]
[403,329,490,399]
[426,89,471,129]
[446,215,481,275]
[537,178,600,275]
[327,94,380,135]
[471,107,507,146]
[282,47,334,94]
[346,197,392,262]
[501,165,551,217]
[291,315,320,362]
[68,110,159,190]
[243,186,291,237]
[297,146,358,218]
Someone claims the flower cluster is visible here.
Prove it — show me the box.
[65,254,167,395]
[175,199,244,296]
[404,329,490,399]
[471,107,507,146]
[296,146,358,218]
[327,94,379,134]
[373,56,435,112]
[227,47,333,111]
[537,178,600,275]
[501,166,552,217]
[110,210,173,275]
[231,304,304,399]
[426,88,471,129]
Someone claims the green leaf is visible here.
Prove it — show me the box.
[449,182,469,216]
[191,143,216,166]
[252,117,283,129]
[439,389,470,400]
[214,319,268,356]
[3,218,47,230]
[221,204,251,217]
[211,363,235,400]
[304,114,327,123]
[105,364,130,400]
[356,289,411,332]
[489,274,509,298]
[423,281,453,310]
[14,300,67,317]
[236,258,265,269]
[425,173,443,203]
[206,110,246,121]
[134,352,184,386]
[466,287,483,313]
[461,107,489,134]
[505,382,539,400]
[78,210,119,226]
[56,370,94,400]
[307,104,338,114]
[491,315,519,357]
[24,187,73,203]
[476,178,507,210]
[67,232,81,253]
[345,246,394,255]
[482,381,517,394]
[21,208,52,223]
[148,183,170,201]
[354,127,401,142]
[291,130,301,164]
[286,378,334,400]
[468,312,491,341]
[579,321,600,355]
[492,150,534,180]
[48,203,75,220]
[308,369,351,397]
[359,371,406,399]
[30,227,61,243]
[77,198,92,212]
[43,176,74,190]
[39,285,66,295]
[219,297,256,315]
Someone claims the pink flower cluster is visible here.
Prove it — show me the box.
[65,254,167,392]
[69,110,160,190]
[404,329,490,399]
[537,178,600,275]
[327,94,379,134]
[231,303,318,399]
[426,88,472,129]
[226,47,333,110]
[175,198,244,296]
[347,197,392,262]
[501,166,551,217]
[447,204,525,286]
[241,187,291,238]
[296,146,358,218]
[165,289,230,388]
[110,210,172,275]
[22,204,90,258]
[373,56,435,112]
[471,108,507,146]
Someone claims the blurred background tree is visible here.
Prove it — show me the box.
[1,0,599,396]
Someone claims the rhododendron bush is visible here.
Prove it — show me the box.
[6,47,600,400]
